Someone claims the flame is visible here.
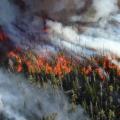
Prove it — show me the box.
[103,57,117,70]
[17,64,23,73]
[116,66,120,76]
[0,30,8,41]
[8,51,19,58]
[82,65,92,76]
[7,51,72,76]
[7,49,120,80]
[0,33,4,41]
[95,68,106,81]
[45,63,53,74]
[53,55,72,76]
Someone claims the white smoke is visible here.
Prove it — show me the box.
[0,69,89,120]
[47,18,120,57]
[69,0,119,22]
[0,0,120,57]
[93,0,118,20]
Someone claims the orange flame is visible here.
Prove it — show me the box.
[53,55,72,76]
[82,65,92,76]
[45,63,53,74]
[17,64,23,73]
[0,31,8,41]
[7,49,120,80]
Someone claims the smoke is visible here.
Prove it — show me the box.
[93,0,118,21]
[47,19,120,57]
[0,0,120,57]
[0,69,89,120]
[0,0,19,25]
[27,0,86,15]
[27,0,119,22]
[70,0,119,22]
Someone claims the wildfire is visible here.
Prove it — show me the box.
[54,55,72,76]
[17,64,23,73]
[95,67,106,81]
[6,49,120,80]
[0,29,8,41]
[45,63,53,74]
[7,51,72,75]
[1,20,119,80]
[82,65,92,76]
[103,57,117,70]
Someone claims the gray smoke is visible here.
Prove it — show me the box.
[0,69,89,120]
[93,0,118,19]
[0,0,18,25]
[0,0,120,57]
[26,0,119,22]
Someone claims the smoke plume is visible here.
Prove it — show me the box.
[0,0,120,57]
[0,0,18,25]
[0,69,89,120]
[93,0,118,21]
